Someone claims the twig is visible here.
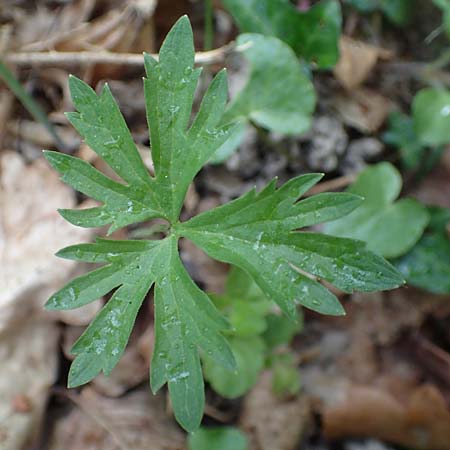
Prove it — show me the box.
[306,174,356,196]
[204,403,235,422]
[381,61,450,87]
[4,41,237,67]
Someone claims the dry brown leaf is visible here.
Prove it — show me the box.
[0,318,59,450]
[240,371,311,450]
[7,120,80,149]
[323,384,450,450]
[333,88,392,133]
[91,344,150,397]
[411,153,450,209]
[413,333,450,388]
[180,238,229,294]
[0,152,95,334]
[334,36,393,90]
[349,290,450,347]
[48,387,185,450]
[15,0,95,51]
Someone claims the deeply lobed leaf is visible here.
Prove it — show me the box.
[143,20,237,221]
[45,15,405,433]
[48,235,234,431]
[177,174,404,318]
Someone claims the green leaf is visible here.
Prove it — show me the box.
[270,353,301,397]
[151,237,235,431]
[46,15,406,433]
[188,427,248,450]
[413,88,450,147]
[432,0,450,37]
[444,8,450,38]
[383,112,444,174]
[346,0,412,25]
[263,313,302,349]
[44,150,160,233]
[394,207,450,294]
[144,35,236,222]
[205,266,302,398]
[222,0,342,68]
[396,234,450,293]
[46,19,235,231]
[223,34,315,135]
[211,266,272,337]
[325,163,430,259]
[383,112,425,169]
[210,121,246,164]
[204,336,265,398]
[433,0,450,8]
[45,17,236,432]
[178,174,404,318]
[380,0,411,24]
[47,236,234,431]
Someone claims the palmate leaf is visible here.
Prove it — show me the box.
[177,174,404,318]
[45,16,235,431]
[45,16,404,432]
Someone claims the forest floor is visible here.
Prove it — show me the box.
[1,1,450,450]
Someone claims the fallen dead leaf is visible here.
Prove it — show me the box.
[0,318,59,450]
[349,290,450,347]
[334,36,393,90]
[323,384,450,450]
[411,151,450,209]
[0,151,96,335]
[333,88,392,134]
[180,238,229,294]
[240,371,311,450]
[48,387,185,450]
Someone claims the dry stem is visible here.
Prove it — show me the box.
[4,42,236,67]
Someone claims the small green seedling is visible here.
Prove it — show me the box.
[44,16,403,431]
[204,266,301,399]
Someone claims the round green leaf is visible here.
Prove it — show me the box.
[223,34,316,136]
[203,336,265,398]
[188,427,248,450]
[413,88,450,147]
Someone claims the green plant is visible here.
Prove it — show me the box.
[433,0,450,38]
[188,426,248,450]
[212,0,341,161]
[204,267,301,398]
[325,162,430,259]
[384,87,450,172]
[345,0,412,26]
[212,33,315,162]
[222,0,342,68]
[0,61,64,148]
[394,206,450,293]
[44,16,403,431]
[383,111,444,171]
